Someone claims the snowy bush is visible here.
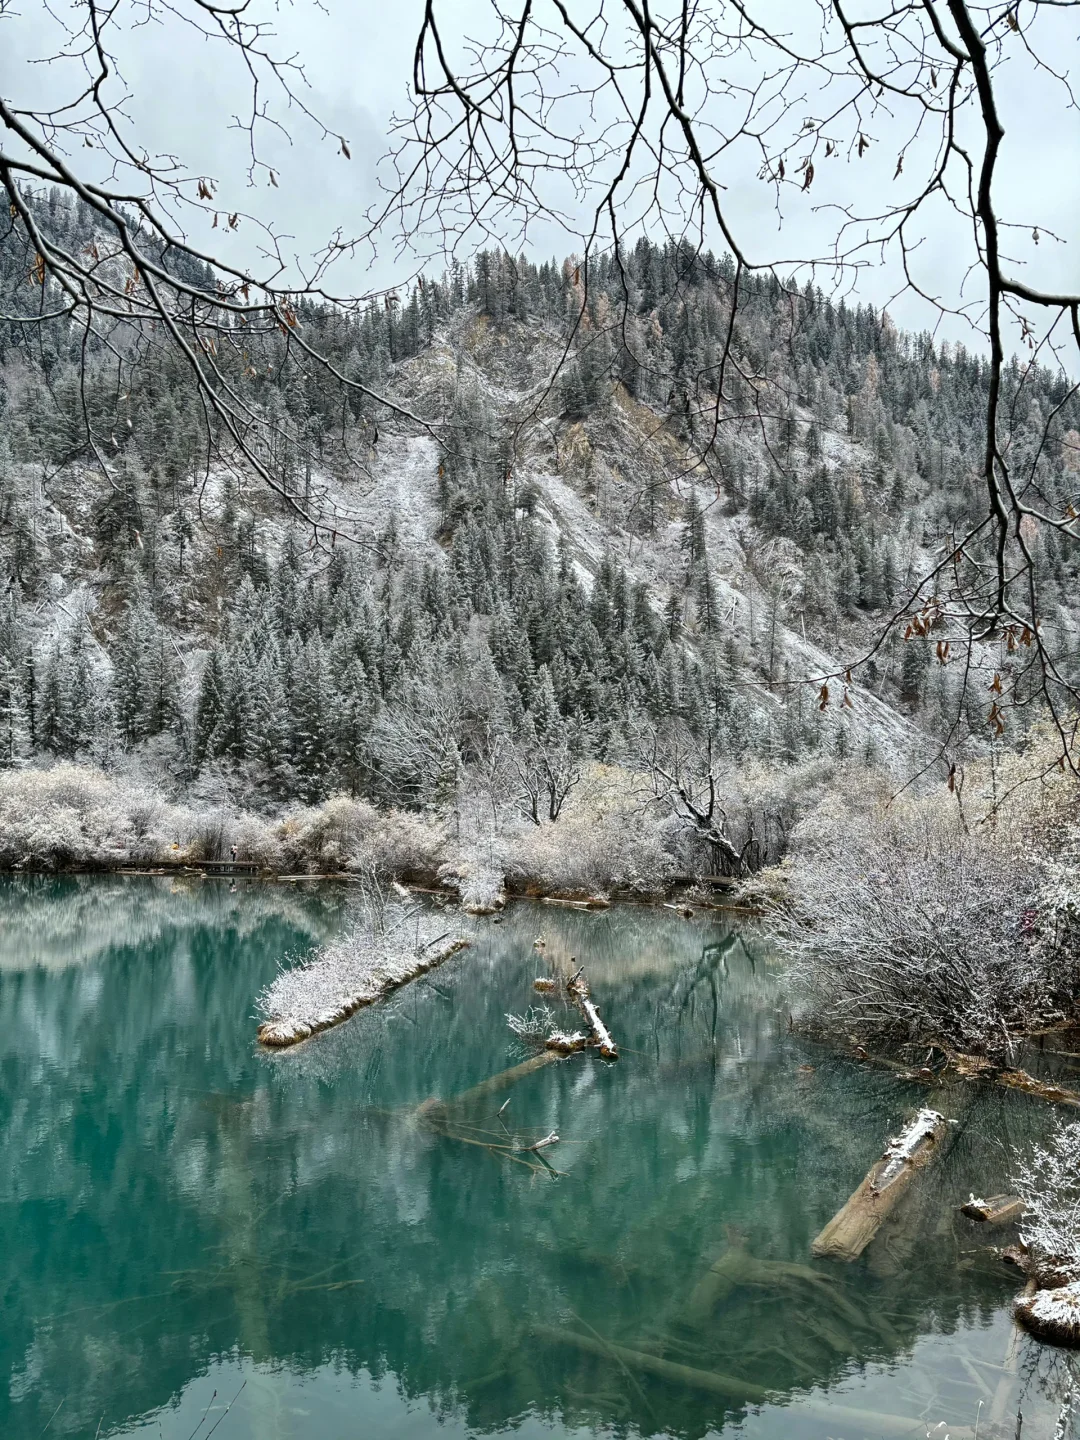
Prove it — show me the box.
[770,766,1080,1057]
[0,764,178,869]
[1014,1120,1080,1285]
[438,852,507,911]
[273,796,445,876]
[506,764,677,894]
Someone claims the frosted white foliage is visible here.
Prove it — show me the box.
[257,898,470,1039]
[264,797,445,877]
[506,1005,555,1042]
[1013,1120,1080,1283]
[508,765,676,895]
[1038,820,1080,968]
[439,853,507,912]
[771,772,1079,1056]
[0,763,179,868]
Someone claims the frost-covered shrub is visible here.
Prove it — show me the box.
[438,853,506,911]
[506,766,677,894]
[1014,1120,1080,1285]
[770,767,1080,1057]
[266,796,445,876]
[1037,817,1080,981]
[0,764,177,868]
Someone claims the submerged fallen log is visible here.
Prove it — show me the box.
[961,1194,1025,1225]
[685,1245,867,1329]
[996,1068,1080,1107]
[949,1053,1080,1107]
[530,1323,768,1404]
[811,1108,951,1261]
[419,1049,562,1119]
[257,937,471,1048]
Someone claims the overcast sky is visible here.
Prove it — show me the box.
[1,0,1078,356]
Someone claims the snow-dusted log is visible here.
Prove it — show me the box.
[961,1194,1025,1225]
[567,970,618,1059]
[1014,1281,1080,1347]
[257,935,471,1048]
[812,1109,950,1261]
[544,1029,589,1054]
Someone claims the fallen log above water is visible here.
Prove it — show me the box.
[257,937,471,1049]
[567,969,618,1059]
[811,1108,950,1262]
[960,1194,1025,1225]
[530,1323,768,1404]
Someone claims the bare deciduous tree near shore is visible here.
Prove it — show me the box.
[3,0,1079,767]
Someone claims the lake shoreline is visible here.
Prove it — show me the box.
[0,860,750,910]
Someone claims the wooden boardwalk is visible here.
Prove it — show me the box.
[117,858,259,877]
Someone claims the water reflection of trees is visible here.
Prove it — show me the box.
[0,873,348,971]
[0,897,1065,1440]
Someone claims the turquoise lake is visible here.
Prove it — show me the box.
[0,874,1074,1439]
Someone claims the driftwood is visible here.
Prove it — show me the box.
[961,1194,1025,1225]
[257,938,471,1048]
[530,1323,767,1404]
[540,895,610,910]
[812,1109,950,1261]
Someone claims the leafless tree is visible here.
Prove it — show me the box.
[513,732,583,823]
[636,724,753,872]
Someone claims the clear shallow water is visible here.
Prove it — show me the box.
[0,875,1074,1440]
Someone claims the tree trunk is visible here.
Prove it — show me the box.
[811,1109,951,1262]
